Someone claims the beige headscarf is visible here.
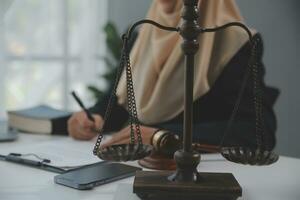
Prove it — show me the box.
[116,0,252,125]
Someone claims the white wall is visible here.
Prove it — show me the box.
[237,0,300,158]
[107,0,151,33]
[107,0,300,158]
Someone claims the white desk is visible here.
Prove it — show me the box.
[0,134,299,200]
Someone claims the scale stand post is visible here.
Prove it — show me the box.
[133,0,242,199]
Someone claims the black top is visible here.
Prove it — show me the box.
[90,33,279,150]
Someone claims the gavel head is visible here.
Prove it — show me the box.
[151,131,181,158]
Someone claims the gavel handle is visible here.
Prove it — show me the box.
[192,143,221,153]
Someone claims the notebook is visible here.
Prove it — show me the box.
[8,105,71,135]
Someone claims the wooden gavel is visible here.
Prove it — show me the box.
[139,131,220,170]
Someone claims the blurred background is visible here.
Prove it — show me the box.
[0,0,299,158]
[0,0,108,115]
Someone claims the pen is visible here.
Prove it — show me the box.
[71,91,95,122]
[0,154,66,174]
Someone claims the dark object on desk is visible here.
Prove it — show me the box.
[93,32,153,162]
[139,152,177,170]
[139,146,221,170]
[0,122,18,142]
[0,129,18,142]
[0,153,67,174]
[54,162,141,190]
[7,105,71,135]
[71,91,95,122]
[221,147,279,165]
[139,130,179,170]
[139,130,220,170]
[92,1,279,199]
[134,171,242,200]
[97,144,152,162]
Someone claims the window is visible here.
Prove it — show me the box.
[0,0,107,119]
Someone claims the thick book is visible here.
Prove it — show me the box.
[7,105,71,135]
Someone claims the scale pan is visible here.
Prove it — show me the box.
[221,147,279,166]
[96,144,152,162]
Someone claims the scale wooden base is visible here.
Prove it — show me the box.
[138,151,176,170]
[133,171,242,200]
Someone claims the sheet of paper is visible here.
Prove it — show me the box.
[0,135,103,167]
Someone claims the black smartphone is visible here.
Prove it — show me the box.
[54,162,141,190]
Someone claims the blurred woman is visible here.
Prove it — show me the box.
[68,0,278,150]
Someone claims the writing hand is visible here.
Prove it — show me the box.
[68,111,103,140]
[101,125,157,149]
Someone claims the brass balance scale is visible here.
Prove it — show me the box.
[92,0,279,199]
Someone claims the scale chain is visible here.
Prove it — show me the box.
[93,37,129,155]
